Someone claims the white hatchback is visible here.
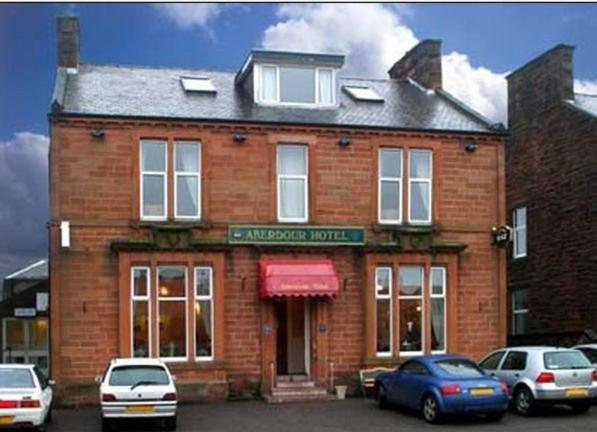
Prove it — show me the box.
[96,358,177,431]
[0,364,54,431]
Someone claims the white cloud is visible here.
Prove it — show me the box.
[0,132,49,281]
[262,3,508,123]
[575,79,597,95]
[154,3,221,31]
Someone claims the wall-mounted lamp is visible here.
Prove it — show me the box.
[233,131,247,144]
[464,138,478,152]
[338,136,351,147]
[90,127,105,139]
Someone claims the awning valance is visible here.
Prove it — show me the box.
[258,259,339,298]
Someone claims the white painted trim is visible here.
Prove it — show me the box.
[130,267,151,358]
[408,149,433,225]
[378,148,403,225]
[140,140,168,221]
[375,267,393,357]
[194,266,214,362]
[173,141,202,220]
[430,267,447,354]
[277,144,309,223]
[5,260,47,280]
[156,266,188,362]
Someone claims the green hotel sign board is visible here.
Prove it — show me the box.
[228,225,365,246]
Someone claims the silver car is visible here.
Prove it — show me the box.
[479,346,597,415]
[573,344,597,367]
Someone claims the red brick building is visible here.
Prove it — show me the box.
[506,45,597,345]
[49,18,507,403]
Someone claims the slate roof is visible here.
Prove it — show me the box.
[52,63,504,135]
[569,93,597,118]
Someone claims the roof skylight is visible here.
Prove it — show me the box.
[343,85,384,102]
[181,77,216,93]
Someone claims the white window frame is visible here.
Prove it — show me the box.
[398,266,424,357]
[156,266,188,363]
[511,290,528,335]
[375,267,393,358]
[130,267,151,358]
[513,207,527,259]
[430,267,447,354]
[140,140,167,221]
[174,141,201,220]
[277,144,309,223]
[378,148,403,225]
[408,149,433,225]
[194,267,214,362]
[255,64,336,107]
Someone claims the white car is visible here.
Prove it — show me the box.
[96,358,177,431]
[0,364,54,431]
[574,344,597,367]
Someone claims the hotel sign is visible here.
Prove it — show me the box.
[228,225,365,245]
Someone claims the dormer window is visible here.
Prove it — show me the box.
[257,64,335,106]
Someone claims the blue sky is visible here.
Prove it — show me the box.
[0,2,596,280]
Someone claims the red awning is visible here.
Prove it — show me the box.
[258,259,339,298]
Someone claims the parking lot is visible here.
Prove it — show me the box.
[44,398,596,432]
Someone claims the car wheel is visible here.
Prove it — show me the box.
[513,386,535,416]
[571,402,591,414]
[165,416,177,431]
[101,417,113,432]
[377,385,389,410]
[45,406,53,424]
[422,394,442,424]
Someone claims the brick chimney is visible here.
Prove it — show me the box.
[507,44,574,129]
[388,39,442,90]
[56,16,80,69]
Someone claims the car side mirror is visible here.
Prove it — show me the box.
[94,375,103,385]
[47,379,56,387]
[171,375,177,382]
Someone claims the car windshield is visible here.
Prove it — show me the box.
[108,366,170,386]
[435,359,485,378]
[0,369,35,388]
[544,351,591,370]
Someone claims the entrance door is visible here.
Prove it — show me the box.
[275,298,310,377]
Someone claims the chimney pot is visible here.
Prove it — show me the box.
[388,39,442,90]
[57,16,80,70]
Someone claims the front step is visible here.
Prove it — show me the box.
[266,378,333,403]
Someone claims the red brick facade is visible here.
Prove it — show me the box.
[49,117,506,404]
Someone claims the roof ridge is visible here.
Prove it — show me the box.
[340,76,392,83]
[80,62,238,74]
[575,92,597,98]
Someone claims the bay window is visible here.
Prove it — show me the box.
[140,140,167,220]
[194,267,213,360]
[174,141,201,219]
[131,267,150,357]
[378,149,402,224]
[157,267,187,360]
[409,149,432,224]
[399,267,424,355]
[277,145,308,222]
[430,267,446,353]
[375,267,392,357]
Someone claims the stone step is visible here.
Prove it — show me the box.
[272,387,327,397]
[275,380,316,388]
[266,391,335,404]
[277,375,310,383]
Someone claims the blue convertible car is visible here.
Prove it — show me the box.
[375,355,509,423]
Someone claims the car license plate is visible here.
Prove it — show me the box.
[0,417,14,425]
[126,405,154,413]
[470,388,494,396]
[565,388,588,398]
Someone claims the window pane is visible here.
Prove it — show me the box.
[410,181,430,221]
[318,69,333,104]
[109,366,169,386]
[158,267,186,298]
[261,66,277,102]
[513,313,527,335]
[513,290,528,310]
[5,320,25,351]
[0,369,35,388]
[175,142,200,173]
[280,67,315,104]
[142,175,165,217]
[380,180,400,221]
[480,351,505,370]
[399,267,423,296]
[376,268,390,297]
[159,301,186,358]
[280,178,305,219]
[278,146,306,175]
[410,150,431,178]
[380,149,402,178]
[376,300,391,354]
[431,268,444,296]
[132,301,149,357]
[141,141,166,171]
[195,268,211,297]
[431,298,445,351]
[400,299,422,352]
[176,176,199,217]
[516,227,527,256]
[27,319,48,351]
[195,300,212,358]
[515,207,527,227]
[133,268,148,297]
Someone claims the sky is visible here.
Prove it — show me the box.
[0,2,597,281]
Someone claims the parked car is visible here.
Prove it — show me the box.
[96,358,178,431]
[573,344,597,367]
[0,364,54,431]
[375,355,508,424]
[479,346,597,415]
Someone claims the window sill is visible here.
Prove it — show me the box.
[373,224,436,235]
[136,220,211,229]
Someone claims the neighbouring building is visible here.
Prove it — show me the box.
[1,259,49,374]
[49,17,508,403]
[506,45,597,346]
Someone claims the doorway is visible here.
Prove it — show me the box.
[274,298,310,377]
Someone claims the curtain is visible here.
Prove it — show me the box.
[431,298,445,351]
[261,66,277,102]
[318,69,333,104]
